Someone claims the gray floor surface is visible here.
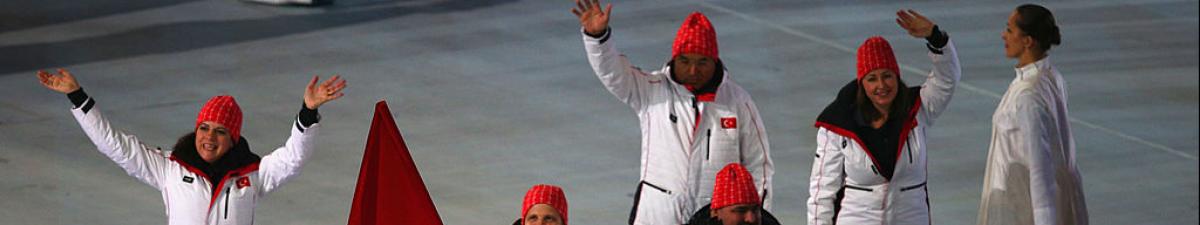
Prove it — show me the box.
[1,0,1196,224]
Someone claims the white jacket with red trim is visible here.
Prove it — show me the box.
[69,97,317,225]
[806,40,960,225]
[582,29,773,225]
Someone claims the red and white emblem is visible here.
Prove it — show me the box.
[236,177,251,189]
[720,117,737,129]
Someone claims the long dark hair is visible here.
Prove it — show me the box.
[1016,4,1062,52]
[856,78,912,123]
[174,132,197,154]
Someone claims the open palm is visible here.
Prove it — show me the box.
[896,9,935,38]
[303,75,347,110]
[36,68,81,94]
[571,0,612,36]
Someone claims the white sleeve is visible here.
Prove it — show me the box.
[738,99,773,210]
[917,39,961,126]
[582,28,657,110]
[70,98,171,190]
[806,128,845,225]
[256,118,318,195]
[1011,98,1060,225]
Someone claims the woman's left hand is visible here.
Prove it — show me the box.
[896,9,935,38]
[303,75,347,110]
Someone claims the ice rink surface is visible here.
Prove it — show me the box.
[1,0,1196,224]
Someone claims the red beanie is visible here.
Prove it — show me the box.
[672,12,719,60]
[521,184,568,225]
[196,95,243,143]
[856,36,900,81]
[712,163,760,210]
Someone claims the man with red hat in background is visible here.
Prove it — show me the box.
[686,163,780,225]
[513,184,569,225]
[571,1,773,224]
[36,68,346,225]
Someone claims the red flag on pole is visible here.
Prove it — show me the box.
[348,101,443,225]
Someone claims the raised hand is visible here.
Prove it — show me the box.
[303,75,346,110]
[37,68,81,94]
[896,9,935,38]
[571,0,613,36]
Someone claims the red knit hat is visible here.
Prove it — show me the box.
[196,95,243,143]
[672,12,719,60]
[712,163,760,210]
[521,184,568,225]
[856,36,900,81]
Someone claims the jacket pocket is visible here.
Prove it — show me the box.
[840,184,879,211]
[900,182,927,192]
[707,128,739,164]
[631,181,678,225]
[896,181,931,223]
[844,184,873,192]
[642,181,671,195]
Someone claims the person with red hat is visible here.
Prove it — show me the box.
[36,68,346,225]
[513,184,569,225]
[572,1,773,224]
[806,10,961,225]
[685,163,780,225]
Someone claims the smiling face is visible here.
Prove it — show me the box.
[860,68,899,113]
[673,53,717,87]
[522,204,563,225]
[194,121,234,163]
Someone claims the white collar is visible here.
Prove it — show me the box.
[1015,56,1051,81]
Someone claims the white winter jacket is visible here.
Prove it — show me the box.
[69,96,318,225]
[807,40,960,225]
[582,29,773,225]
[978,57,1087,225]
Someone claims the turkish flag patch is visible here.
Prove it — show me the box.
[236,177,251,189]
[720,117,737,129]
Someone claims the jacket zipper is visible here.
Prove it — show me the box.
[705,129,711,160]
[691,97,699,123]
[224,188,230,219]
[907,137,913,164]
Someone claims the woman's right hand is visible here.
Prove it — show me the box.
[896,9,935,38]
[37,68,81,94]
[571,0,612,36]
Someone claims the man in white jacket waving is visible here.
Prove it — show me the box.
[37,68,346,225]
[571,1,773,224]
